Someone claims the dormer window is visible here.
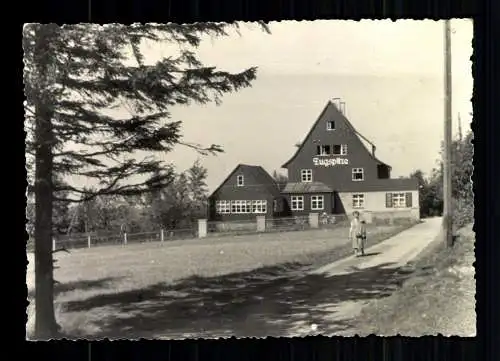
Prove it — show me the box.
[326,120,335,130]
[236,175,244,187]
[341,144,348,155]
[332,144,348,155]
[316,145,331,156]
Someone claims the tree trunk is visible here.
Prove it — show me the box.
[32,24,59,340]
[34,105,59,339]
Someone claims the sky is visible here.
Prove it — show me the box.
[71,19,474,193]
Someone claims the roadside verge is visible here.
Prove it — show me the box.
[350,223,475,336]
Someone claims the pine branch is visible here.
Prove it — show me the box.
[54,171,175,203]
[25,22,268,200]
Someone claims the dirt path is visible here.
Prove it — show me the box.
[256,217,443,337]
[313,217,443,277]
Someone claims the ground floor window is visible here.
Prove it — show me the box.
[231,200,252,214]
[311,195,324,210]
[216,200,268,214]
[352,193,365,209]
[391,192,406,208]
[215,200,231,214]
[291,195,304,211]
[252,200,267,214]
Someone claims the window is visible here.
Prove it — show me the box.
[291,196,304,211]
[301,169,313,182]
[231,200,251,214]
[316,145,331,156]
[332,144,348,155]
[223,200,268,214]
[392,192,406,208]
[326,120,335,130]
[352,168,364,181]
[273,199,279,212]
[340,144,348,155]
[386,192,412,208]
[231,200,241,213]
[311,195,325,210]
[215,200,231,214]
[236,175,244,187]
[352,194,365,209]
[252,200,267,214]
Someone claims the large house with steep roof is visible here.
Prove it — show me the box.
[208,99,420,222]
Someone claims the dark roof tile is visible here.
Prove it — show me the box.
[280,178,418,194]
[281,182,333,194]
[282,100,391,169]
[209,163,281,198]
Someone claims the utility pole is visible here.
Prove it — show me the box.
[443,20,454,248]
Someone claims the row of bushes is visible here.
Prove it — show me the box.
[413,129,473,230]
[453,197,474,230]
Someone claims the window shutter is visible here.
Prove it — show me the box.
[385,193,393,208]
[405,192,413,207]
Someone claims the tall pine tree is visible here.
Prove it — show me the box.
[23,23,269,338]
[187,160,209,220]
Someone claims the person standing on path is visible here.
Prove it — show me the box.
[349,211,366,257]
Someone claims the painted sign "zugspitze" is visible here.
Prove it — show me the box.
[313,157,349,167]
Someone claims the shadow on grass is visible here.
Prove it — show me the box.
[61,261,417,339]
[28,277,122,299]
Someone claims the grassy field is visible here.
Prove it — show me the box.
[26,222,415,339]
[350,223,476,336]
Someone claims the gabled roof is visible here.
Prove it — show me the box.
[255,165,283,196]
[209,163,281,198]
[281,182,333,194]
[281,100,391,169]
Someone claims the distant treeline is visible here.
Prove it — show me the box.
[410,129,473,228]
[26,160,210,236]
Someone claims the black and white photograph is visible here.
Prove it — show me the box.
[24,20,474,340]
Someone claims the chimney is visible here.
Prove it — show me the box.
[340,101,346,115]
[331,97,341,110]
[371,145,376,157]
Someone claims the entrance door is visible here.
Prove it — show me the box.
[332,192,346,214]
